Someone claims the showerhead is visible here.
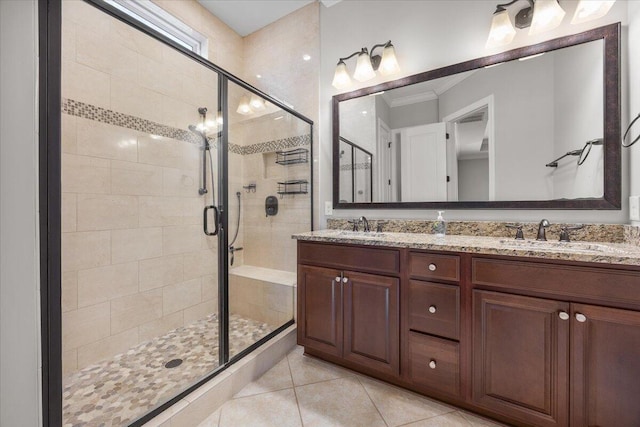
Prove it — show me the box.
[188,125,210,148]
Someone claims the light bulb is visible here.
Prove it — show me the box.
[529,0,566,35]
[249,94,266,111]
[236,95,253,115]
[332,60,351,89]
[379,43,400,76]
[353,51,376,82]
[486,9,516,48]
[571,0,615,24]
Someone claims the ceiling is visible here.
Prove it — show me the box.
[198,0,340,37]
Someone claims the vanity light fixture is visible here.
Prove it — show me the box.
[571,0,615,25]
[236,95,253,115]
[486,0,571,49]
[331,40,400,90]
[249,94,266,111]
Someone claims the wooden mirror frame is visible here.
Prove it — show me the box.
[332,23,620,210]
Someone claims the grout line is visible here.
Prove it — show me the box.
[286,350,306,427]
[355,376,389,427]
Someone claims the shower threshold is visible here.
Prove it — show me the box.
[62,313,276,427]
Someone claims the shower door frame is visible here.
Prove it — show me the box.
[39,0,314,425]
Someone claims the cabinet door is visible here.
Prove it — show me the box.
[343,271,400,376]
[473,291,569,427]
[571,304,640,427]
[298,265,343,357]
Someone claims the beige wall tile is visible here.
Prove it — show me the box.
[163,225,202,256]
[163,278,201,315]
[201,274,217,302]
[62,59,111,109]
[76,118,139,162]
[138,135,184,169]
[111,77,164,124]
[62,301,110,350]
[63,0,110,36]
[62,231,111,272]
[62,154,110,194]
[62,193,77,232]
[138,311,183,343]
[182,197,205,226]
[62,20,76,62]
[139,196,183,227]
[183,300,216,325]
[77,261,139,307]
[138,56,184,101]
[62,349,78,377]
[62,113,77,154]
[112,227,163,264]
[77,328,139,369]
[62,271,78,313]
[183,249,217,281]
[76,30,139,83]
[111,289,163,334]
[111,160,164,196]
[139,255,183,291]
[76,194,138,231]
[110,18,163,62]
[163,167,200,197]
[265,283,294,315]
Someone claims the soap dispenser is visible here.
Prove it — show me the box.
[433,211,447,237]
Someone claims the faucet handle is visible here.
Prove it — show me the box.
[347,219,359,232]
[376,221,388,233]
[559,224,584,242]
[505,224,525,240]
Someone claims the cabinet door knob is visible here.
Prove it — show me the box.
[342,277,348,283]
[575,313,587,323]
[428,263,437,271]
[335,276,341,283]
[429,360,436,369]
[558,311,569,320]
[428,305,437,314]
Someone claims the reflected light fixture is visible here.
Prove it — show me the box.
[571,0,615,25]
[332,40,400,90]
[486,0,584,49]
[249,94,266,111]
[236,95,253,115]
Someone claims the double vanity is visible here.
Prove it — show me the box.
[294,226,640,427]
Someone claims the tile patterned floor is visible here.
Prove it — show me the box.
[198,346,511,427]
[63,314,275,427]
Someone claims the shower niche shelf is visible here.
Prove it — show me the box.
[277,179,308,196]
[275,148,308,166]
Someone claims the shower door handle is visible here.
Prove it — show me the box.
[204,205,219,236]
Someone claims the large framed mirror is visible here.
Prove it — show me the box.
[332,23,620,210]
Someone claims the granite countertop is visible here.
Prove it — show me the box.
[293,229,640,266]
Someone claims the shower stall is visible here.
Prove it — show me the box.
[58,1,312,425]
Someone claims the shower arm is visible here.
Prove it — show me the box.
[545,149,583,168]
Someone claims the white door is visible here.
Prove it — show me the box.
[377,119,393,202]
[399,122,447,202]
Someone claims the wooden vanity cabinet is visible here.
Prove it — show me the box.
[297,242,400,377]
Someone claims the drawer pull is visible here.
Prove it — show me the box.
[428,263,437,271]
[428,305,437,314]
[575,313,587,323]
[429,360,437,369]
[342,277,349,283]
[558,311,569,320]
[335,276,341,283]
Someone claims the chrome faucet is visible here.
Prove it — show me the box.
[536,219,550,241]
[359,216,371,232]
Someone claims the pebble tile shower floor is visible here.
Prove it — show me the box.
[63,313,275,427]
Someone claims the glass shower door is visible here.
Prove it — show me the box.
[225,80,311,359]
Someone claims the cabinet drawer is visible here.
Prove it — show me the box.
[298,241,400,275]
[409,252,460,282]
[408,331,460,397]
[472,257,640,309]
[408,280,459,340]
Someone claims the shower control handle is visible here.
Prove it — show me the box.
[203,205,219,236]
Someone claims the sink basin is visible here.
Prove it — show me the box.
[498,239,627,255]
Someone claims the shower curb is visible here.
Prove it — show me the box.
[141,325,297,427]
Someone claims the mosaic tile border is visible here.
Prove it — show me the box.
[62,98,310,156]
[340,162,371,171]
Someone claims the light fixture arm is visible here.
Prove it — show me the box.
[493,0,535,28]
[368,40,392,70]
[337,49,366,64]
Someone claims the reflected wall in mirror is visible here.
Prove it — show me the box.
[333,23,620,210]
